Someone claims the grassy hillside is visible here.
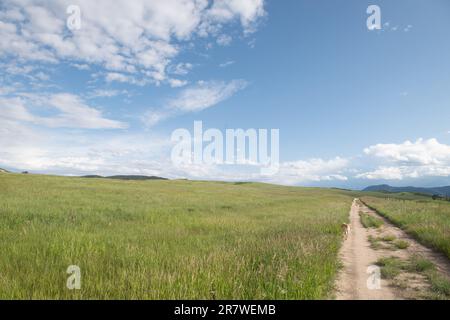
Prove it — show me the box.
[363,184,450,197]
[0,173,352,299]
[361,196,450,259]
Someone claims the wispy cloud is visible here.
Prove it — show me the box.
[88,89,128,98]
[143,79,248,126]
[168,79,188,88]
[0,93,127,129]
[264,157,349,185]
[217,34,233,46]
[219,61,235,68]
[381,21,413,33]
[168,63,193,76]
[168,80,248,112]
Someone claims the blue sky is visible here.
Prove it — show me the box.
[1,0,450,188]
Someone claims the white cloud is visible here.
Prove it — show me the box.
[4,63,35,75]
[47,93,127,129]
[0,93,127,129]
[88,89,128,98]
[217,34,233,46]
[151,156,349,185]
[219,60,235,67]
[358,138,450,180]
[71,63,90,71]
[0,112,350,183]
[34,71,50,81]
[404,25,413,32]
[143,79,248,127]
[168,80,248,112]
[0,0,266,85]
[206,0,266,34]
[0,119,49,170]
[363,138,450,165]
[0,97,36,122]
[356,166,450,180]
[0,85,19,95]
[356,167,404,180]
[169,157,350,186]
[267,157,349,185]
[105,72,135,84]
[142,110,170,128]
[0,121,171,174]
[0,134,350,184]
[168,79,188,88]
[168,63,193,76]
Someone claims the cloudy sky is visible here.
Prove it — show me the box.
[1,0,450,188]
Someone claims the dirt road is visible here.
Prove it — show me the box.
[335,199,396,299]
[335,198,450,300]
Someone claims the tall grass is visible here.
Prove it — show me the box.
[361,196,450,259]
[0,173,352,299]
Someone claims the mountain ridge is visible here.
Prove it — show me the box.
[363,184,450,197]
[81,175,168,181]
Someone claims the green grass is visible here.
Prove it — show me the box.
[361,196,450,259]
[381,234,396,242]
[407,255,434,273]
[376,257,405,279]
[0,173,353,299]
[368,235,383,250]
[393,240,409,250]
[359,213,383,229]
[427,271,450,298]
[375,255,450,299]
[368,235,409,251]
[408,256,450,299]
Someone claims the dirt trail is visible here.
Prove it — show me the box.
[335,199,396,300]
[335,198,450,300]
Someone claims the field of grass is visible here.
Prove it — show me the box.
[0,173,353,299]
[361,196,450,259]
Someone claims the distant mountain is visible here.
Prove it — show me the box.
[363,184,450,197]
[0,168,9,173]
[81,175,168,181]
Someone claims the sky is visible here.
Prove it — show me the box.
[1,0,450,189]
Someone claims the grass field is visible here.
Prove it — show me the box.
[0,173,353,299]
[361,196,450,259]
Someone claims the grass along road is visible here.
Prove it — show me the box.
[361,196,450,260]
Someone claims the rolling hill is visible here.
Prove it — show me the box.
[0,172,351,299]
[363,184,450,197]
[81,175,168,181]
